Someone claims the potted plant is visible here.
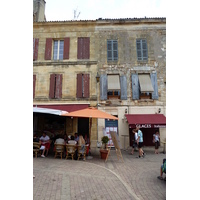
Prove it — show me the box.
[100,136,109,160]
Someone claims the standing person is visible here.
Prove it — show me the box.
[131,129,137,155]
[40,132,50,157]
[153,130,160,154]
[136,126,144,158]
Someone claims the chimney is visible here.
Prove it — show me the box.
[33,0,46,22]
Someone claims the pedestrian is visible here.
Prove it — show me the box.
[153,130,160,154]
[131,129,137,155]
[136,126,145,158]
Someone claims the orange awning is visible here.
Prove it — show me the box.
[62,107,118,120]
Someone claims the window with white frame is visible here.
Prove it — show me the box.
[53,40,64,60]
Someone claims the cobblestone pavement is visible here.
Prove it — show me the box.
[33,147,166,200]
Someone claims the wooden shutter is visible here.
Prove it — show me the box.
[83,74,90,98]
[136,40,142,61]
[33,75,36,99]
[63,37,70,59]
[100,74,107,100]
[77,38,83,59]
[113,40,118,61]
[107,40,112,61]
[142,39,148,60]
[150,72,158,99]
[55,74,63,99]
[77,37,90,59]
[49,74,56,98]
[33,38,39,61]
[84,37,90,59]
[131,74,139,100]
[77,73,83,98]
[45,38,52,60]
[120,75,127,100]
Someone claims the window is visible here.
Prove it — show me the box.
[53,40,64,60]
[45,38,70,60]
[136,39,148,61]
[100,74,127,100]
[131,73,158,100]
[49,74,63,99]
[107,75,120,99]
[77,74,90,98]
[77,37,90,59]
[107,40,118,61]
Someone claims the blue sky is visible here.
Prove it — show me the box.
[45,0,167,21]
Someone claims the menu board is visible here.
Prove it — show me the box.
[103,127,118,147]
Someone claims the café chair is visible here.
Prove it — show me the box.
[54,144,65,159]
[33,142,41,158]
[66,144,76,160]
[77,144,89,161]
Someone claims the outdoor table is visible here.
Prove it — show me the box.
[121,135,129,151]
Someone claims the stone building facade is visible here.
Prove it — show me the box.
[33,17,166,148]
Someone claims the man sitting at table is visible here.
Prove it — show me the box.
[40,132,50,157]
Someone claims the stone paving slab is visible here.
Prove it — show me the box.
[33,147,166,200]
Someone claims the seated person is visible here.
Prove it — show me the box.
[157,158,166,180]
[74,133,79,143]
[84,134,90,156]
[33,133,39,143]
[40,132,50,157]
[78,134,85,145]
[63,134,68,144]
[68,136,77,145]
[54,137,65,157]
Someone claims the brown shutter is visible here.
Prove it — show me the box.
[55,74,62,99]
[49,74,55,98]
[77,38,83,59]
[45,38,52,60]
[63,37,70,59]
[33,75,36,99]
[77,37,90,59]
[83,74,90,98]
[33,38,39,61]
[77,74,83,98]
[84,38,90,59]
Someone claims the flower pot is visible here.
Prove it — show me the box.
[100,149,108,160]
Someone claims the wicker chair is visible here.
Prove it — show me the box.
[77,144,89,161]
[66,144,76,160]
[33,142,41,158]
[54,144,65,159]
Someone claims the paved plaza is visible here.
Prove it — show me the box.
[33,147,166,200]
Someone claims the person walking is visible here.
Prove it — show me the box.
[153,130,160,154]
[131,129,137,155]
[136,126,145,158]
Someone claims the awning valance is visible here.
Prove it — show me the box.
[33,104,89,113]
[125,114,166,128]
[33,107,68,116]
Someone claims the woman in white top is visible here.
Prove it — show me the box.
[153,130,160,154]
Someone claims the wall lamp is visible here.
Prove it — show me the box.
[96,72,100,82]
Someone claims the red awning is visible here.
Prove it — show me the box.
[125,114,166,128]
[33,104,89,113]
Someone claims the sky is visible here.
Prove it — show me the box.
[45,0,167,21]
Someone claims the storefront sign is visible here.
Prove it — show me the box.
[129,124,166,128]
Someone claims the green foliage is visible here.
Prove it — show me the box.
[101,136,109,144]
